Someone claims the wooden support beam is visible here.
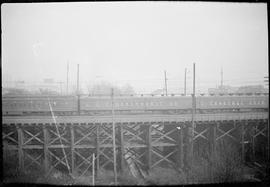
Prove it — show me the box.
[176,123,183,169]
[251,124,256,163]
[17,124,24,173]
[119,124,125,173]
[43,126,49,175]
[209,122,217,183]
[96,124,100,174]
[146,124,152,170]
[70,124,75,176]
[241,121,246,164]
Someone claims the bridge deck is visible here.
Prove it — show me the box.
[3,112,268,124]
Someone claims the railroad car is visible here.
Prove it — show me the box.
[2,95,77,115]
[2,94,268,116]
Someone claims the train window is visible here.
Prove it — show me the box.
[232,101,235,105]
[223,101,226,105]
[219,102,222,105]
[261,101,264,105]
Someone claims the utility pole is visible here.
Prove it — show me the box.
[184,68,187,96]
[67,61,69,95]
[164,70,168,96]
[111,88,118,185]
[264,76,269,163]
[77,64,80,115]
[190,63,196,174]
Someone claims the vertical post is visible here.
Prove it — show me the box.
[43,126,49,175]
[209,122,217,183]
[146,124,152,170]
[70,125,75,176]
[191,63,196,170]
[120,125,125,173]
[252,125,255,163]
[67,61,69,95]
[164,70,168,96]
[176,123,184,169]
[241,121,246,164]
[92,153,95,185]
[184,68,187,96]
[111,88,117,184]
[96,124,100,173]
[17,125,24,173]
[241,121,245,177]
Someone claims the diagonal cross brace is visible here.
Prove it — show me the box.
[216,125,238,142]
[151,147,177,168]
[23,129,44,145]
[193,127,209,141]
[74,126,96,145]
[152,127,177,144]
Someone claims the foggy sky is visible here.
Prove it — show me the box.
[1,2,268,94]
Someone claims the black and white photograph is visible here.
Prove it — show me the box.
[1,1,269,185]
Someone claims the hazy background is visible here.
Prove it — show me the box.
[1,2,268,94]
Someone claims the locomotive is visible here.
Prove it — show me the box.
[2,94,268,116]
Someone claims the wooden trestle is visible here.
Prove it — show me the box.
[2,119,269,179]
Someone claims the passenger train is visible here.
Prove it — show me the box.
[2,94,268,116]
